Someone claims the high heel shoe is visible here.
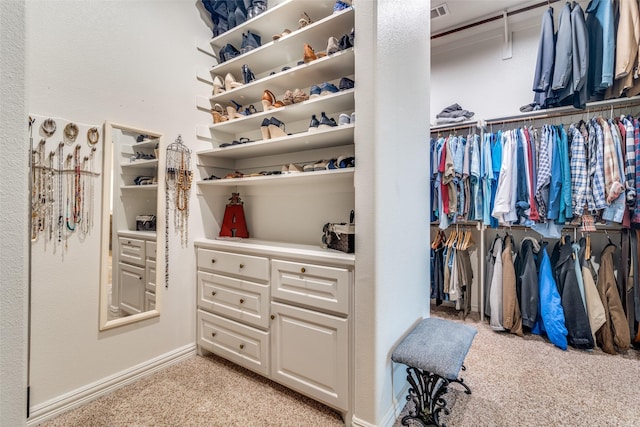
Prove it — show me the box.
[226,100,245,120]
[303,44,317,63]
[268,117,287,139]
[241,64,255,84]
[327,37,340,55]
[298,12,313,29]
[224,72,243,91]
[240,31,261,54]
[212,75,225,95]
[260,118,270,140]
[261,90,284,111]
[211,103,229,124]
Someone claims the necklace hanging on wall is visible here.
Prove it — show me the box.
[41,118,56,137]
[165,134,192,287]
[87,127,99,147]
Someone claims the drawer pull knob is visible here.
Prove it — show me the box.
[270,315,275,320]
[239,299,244,304]
[127,240,131,244]
[211,291,217,296]
[211,332,216,337]
[239,263,245,269]
[239,344,245,350]
[138,276,143,280]
[301,267,306,273]
[211,259,216,264]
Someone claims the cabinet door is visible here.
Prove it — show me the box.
[271,260,350,315]
[145,290,156,311]
[118,262,145,315]
[146,259,156,293]
[271,302,348,411]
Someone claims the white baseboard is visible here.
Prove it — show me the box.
[26,344,196,426]
[351,383,409,427]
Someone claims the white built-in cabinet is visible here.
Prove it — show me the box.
[194,1,356,422]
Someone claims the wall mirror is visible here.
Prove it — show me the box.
[99,122,165,330]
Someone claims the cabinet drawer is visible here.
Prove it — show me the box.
[197,309,269,376]
[145,240,157,260]
[198,271,270,329]
[271,302,349,411]
[271,260,350,315]
[197,249,269,282]
[119,237,146,266]
[146,259,156,293]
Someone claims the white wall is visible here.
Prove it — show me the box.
[0,2,29,426]
[354,1,431,425]
[25,0,211,415]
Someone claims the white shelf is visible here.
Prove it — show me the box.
[118,230,157,240]
[197,168,354,187]
[121,159,158,168]
[199,124,354,159]
[210,48,354,107]
[133,139,160,149]
[209,1,349,60]
[209,88,354,135]
[121,184,159,190]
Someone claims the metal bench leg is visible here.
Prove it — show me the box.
[401,367,451,427]
[449,365,472,395]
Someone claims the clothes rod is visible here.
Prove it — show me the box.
[430,120,479,134]
[431,0,560,40]
[483,95,640,126]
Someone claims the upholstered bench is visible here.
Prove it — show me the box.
[391,317,477,427]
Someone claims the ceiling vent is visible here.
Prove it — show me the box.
[431,3,450,20]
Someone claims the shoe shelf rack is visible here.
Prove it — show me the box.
[199,123,354,159]
[209,48,354,108]
[197,167,354,187]
[209,2,353,78]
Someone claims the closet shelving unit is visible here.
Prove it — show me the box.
[194,0,356,421]
[432,95,640,322]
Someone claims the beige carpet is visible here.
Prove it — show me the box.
[37,308,640,426]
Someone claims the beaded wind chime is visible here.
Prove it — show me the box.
[165,135,192,284]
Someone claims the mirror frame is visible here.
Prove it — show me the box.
[99,121,165,330]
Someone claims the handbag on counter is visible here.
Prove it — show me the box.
[322,210,355,253]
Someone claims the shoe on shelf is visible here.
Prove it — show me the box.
[240,104,257,115]
[262,90,285,111]
[298,12,313,29]
[268,117,287,138]
[327,37,340,55]
[212,75,225,95]
[314,160,328,170]
[282,90,294,105]
[303,44,317,63]
[338,113,351,126]
[288,163,304,173]
[319,112,337,129]
[339,33,353,50]
[226,100,246,120]
[211,103,229,123]
[219,43,240,63]
[228,8,237,28]
[327,158,338,169]
[337,155,355,168]
[241,64,255,84]
[350,112,356,123]
[260,118,271,140]
[333,0,351,13]
[292,88,309,103]
[247,0,267,19]
[273,29,292,40]
[240,31,261,54]
[224,72,243,91]
[309,85,321,98]
[339,77,355,90]
[234,7,247,26]
[303,163,315,172]
[308,114,320,131]
[319,82,339,96]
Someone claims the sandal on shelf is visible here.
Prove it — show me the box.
[241,104,257,115]
[232,137,252,145]
[224,72,243,91]
[211,103,229,123]
[292,88,309,103]
[282,90,294,106]
[224,171,244,179]
[298,12,313,29]
[262,90,285,111]
[272,29,292,40]
[241,64,255,84]
[203,174,220,180]
[268,117,287,139]
[226,100,245,120]
[303,44,317,63]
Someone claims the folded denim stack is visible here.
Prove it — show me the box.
[201,0,268,38]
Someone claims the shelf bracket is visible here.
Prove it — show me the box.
[501,11,512,60]
[196,125,213,141]
[195,40,216,59]
[196,95,211,111]
[196,66,213,85]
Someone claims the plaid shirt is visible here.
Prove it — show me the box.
[633,119,640,222]
[600,117,625,204]
[589,118,607,209]
[535,125,552,218]
[569,124,588,217]
[622,117,636,206]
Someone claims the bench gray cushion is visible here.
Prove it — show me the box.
[391,317,477,380]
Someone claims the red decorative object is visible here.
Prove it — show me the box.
[219,193,249,238]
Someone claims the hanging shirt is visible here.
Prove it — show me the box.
[533,7,556,107]
[589,118,607,210]
[634,119,640,223]
[525,128,540,221]
[586,0,615,97]
[493,131,515,224]
[622,117,636,206]
[482,133,494,226]
[548,126,563,220]
[469,134,483,221]
[552,2,574,105]
[609,0,640,97]
[536,125,552,218]
[489,236,505,331]
[570,124,589,217]
[602,119,626,223]
[557,125,573,223]
[571,2,589,109]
